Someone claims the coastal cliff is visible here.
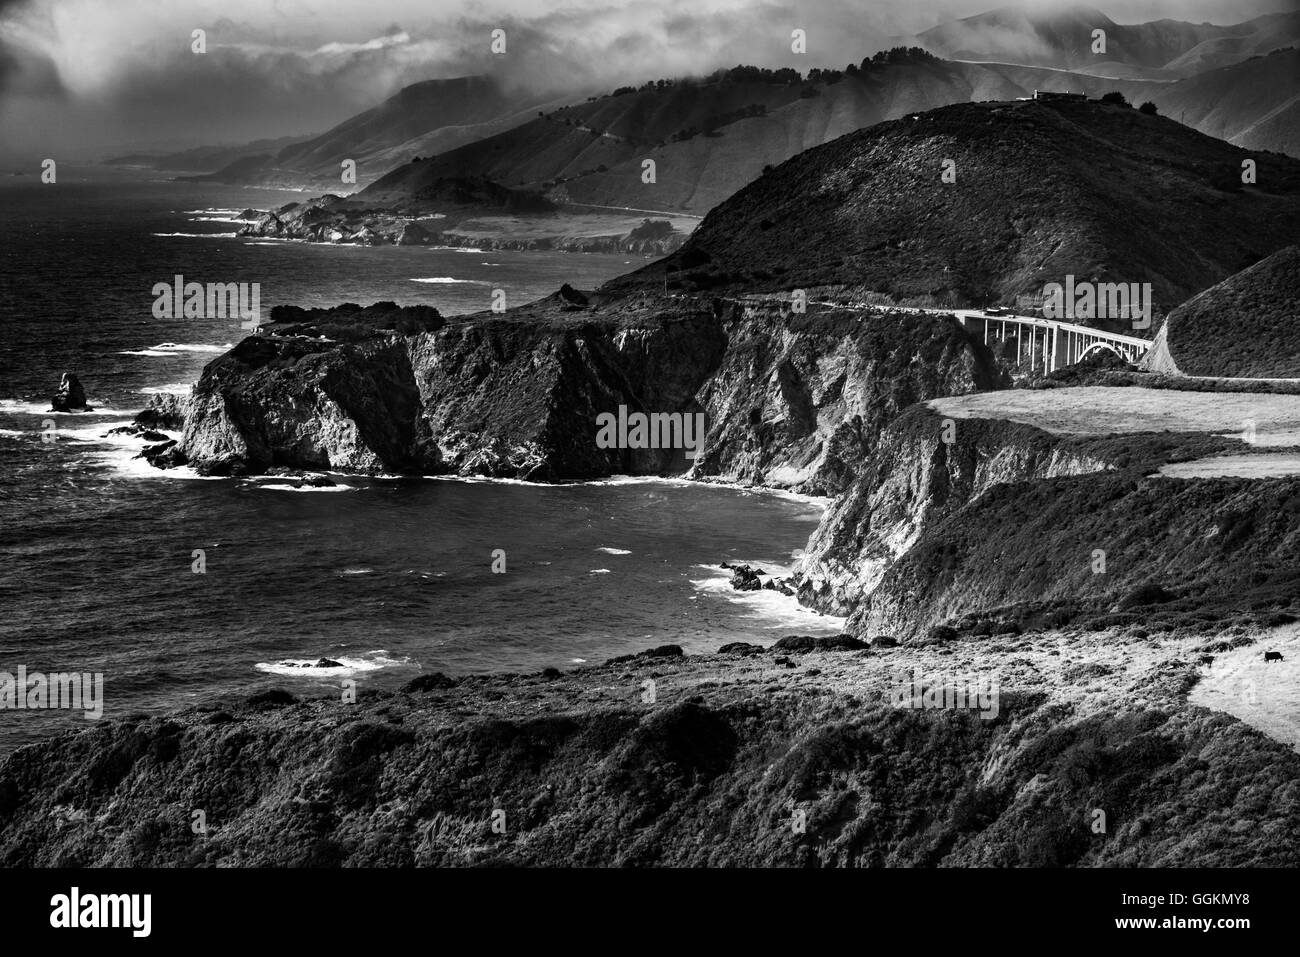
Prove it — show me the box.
[169,295,1002,492]
[791,409,1117,616]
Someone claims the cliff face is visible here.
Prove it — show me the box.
[175,297,1001,492]
[793,409,1115,615]
[858,469,1300,639]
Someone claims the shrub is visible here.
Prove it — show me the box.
[926,625,959,643]
[1138,101,1158,115]
[1100,91,1129,106]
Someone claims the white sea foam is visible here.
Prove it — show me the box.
[138,383,193,395]
[590,568,611,574]
[689,564,845,633]
[119,342,230,357]
[255,651,412,678]
[0,399,131,417]
[255,483,356,493]
[596,547,631,555]
[151,231,239,238]
[410,277,490,285]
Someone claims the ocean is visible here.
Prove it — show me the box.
[0,167,841,752]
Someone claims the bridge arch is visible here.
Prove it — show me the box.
[1076,341,1129,365]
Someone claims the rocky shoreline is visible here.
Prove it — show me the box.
[234,194,690,255]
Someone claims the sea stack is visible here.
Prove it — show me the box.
[49,372,90,412]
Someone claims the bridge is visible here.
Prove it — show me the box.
[668,292,1154,375]
[953,310,1152,374]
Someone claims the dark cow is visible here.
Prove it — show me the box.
[1264,651,1284,662]
[1198,654,1215,665]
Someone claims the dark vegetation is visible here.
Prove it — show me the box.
[865,468,1300,638]
[1162,246,1300,378]
[613,100,1300,319]
[3,644,1297,867]
[265,302,446,341]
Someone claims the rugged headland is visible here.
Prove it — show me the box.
[5,99,1300,866]
[235,174,695,254]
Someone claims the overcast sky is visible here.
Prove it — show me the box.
[0,0,1294,161]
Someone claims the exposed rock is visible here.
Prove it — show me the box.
[312,658,343,668]
[165,296,998,487]
[728,564,766,591]
[716,642,765,655]
[772,634,869,653]
[49,373,89,412]
[402,672,458,693]
[134,393,188,431]
[605,644,684,665]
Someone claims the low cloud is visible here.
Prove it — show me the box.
[0,0,1292,161]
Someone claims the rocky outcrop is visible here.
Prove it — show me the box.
[857,468,1300,639]
[170,296,1001,489]
[793,409,1116,616]
[49,373,89,412]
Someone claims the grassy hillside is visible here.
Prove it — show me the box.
[188,76,575,189]
[610,99,1300,322]
[2,632,1297,867]
[354,54,1300,215]
[1162,245,1300,379]
[1146,48,1300,157]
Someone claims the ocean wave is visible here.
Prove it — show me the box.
[0,399,132,417]
[181,208,243,215]
[150,231,239,238]
[138,383,193,395]
[255,483,357,493]
[410,277,491,285]
[689,565,845,632]
[596,547,631,555]
[255,651,413,678]
[419,473,831,507]
[119,342,230,357]
[590,568,612,574]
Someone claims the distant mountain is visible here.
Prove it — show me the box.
[1143,47,1300,157]
[910,4,1300,78]
[1145,245,1300,378]
[104,136,310,172]
[608,99,1300,324]
[357,53,1298,218]
[185,75,578,189]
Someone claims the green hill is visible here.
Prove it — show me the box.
[1156,245,1300,379]
[609,98,1300,324]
